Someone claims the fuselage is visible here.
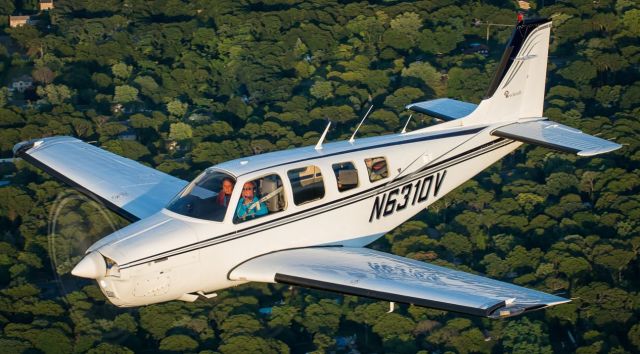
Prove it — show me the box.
[87,120,521,306]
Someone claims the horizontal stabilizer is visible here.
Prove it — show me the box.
[492,120,622,156]
[14,136,188,221]
[406,98,478,121]
[229,247,568,318]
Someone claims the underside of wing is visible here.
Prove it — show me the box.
[14,136,188,221]
[492,119,622,156]
[229,247,569,318]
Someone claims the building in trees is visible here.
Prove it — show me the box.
[9,16,31,28]
[39,0,54,11]
[8,75,33,93]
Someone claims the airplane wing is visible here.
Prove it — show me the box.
[229,247,569,318]
[14,136,188,221]
[406,98,478,121]
[492,119,622,156]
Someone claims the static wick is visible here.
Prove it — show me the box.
[315,121,332,150]
[349,104,374,143]
[401,114,413,134]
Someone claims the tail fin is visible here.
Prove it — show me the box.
[465,18,552,124]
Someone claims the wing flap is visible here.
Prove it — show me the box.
[229,247,569,318]
[405,98,478,121]
[492,120,622,156]
[14,136,188,220]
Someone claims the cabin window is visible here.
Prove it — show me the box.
[166,170,236,222]
[332,162,359,192]
[234,174,286,224]
[288,165,325,205]
[365,157,389,182]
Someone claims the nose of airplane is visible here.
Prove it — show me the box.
[71,252,106,279]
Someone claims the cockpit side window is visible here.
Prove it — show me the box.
[234,174,286,224]
[364,157,389,182]
[166,170,236,222]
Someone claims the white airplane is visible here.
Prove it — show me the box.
[14,18,620,318]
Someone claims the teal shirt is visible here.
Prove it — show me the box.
[235,196,268,220]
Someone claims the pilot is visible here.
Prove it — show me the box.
[235,181,268,220]
[216,177,235,207]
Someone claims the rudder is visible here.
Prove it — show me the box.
[466,18,552,124]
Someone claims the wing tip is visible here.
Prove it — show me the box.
[577,142,623,157]
[13,139,36,157]
[488,297,571,318]
[13,136,78,157]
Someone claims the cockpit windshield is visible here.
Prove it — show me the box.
[166,170,235,222]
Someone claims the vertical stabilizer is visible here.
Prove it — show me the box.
[465,18,552,124]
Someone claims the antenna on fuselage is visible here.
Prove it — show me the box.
[315,120,332,150]
[349,104,374,144]
[401,114,413,134]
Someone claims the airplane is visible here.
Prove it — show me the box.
[13,17,621,319]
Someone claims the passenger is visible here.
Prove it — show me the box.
[236,181,268,220]
[216,177,235,207]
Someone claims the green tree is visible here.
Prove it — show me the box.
[169,122,193,141]
[389,12,422,36]
[4,326,73,354]
[595,86,622,107]
[312,333,335,353]
[268,305,298,329]
[167,99,188,117]
[622,9,640,35]
[441,232,472,256]
[86,343,134,354]
[0,338,31,353]
[447,67,487,101]
[37,84,73,105]
[310,81,334,100]
[302,299,341,334]
[102,140,150,160]
[159,334,199,351]
[591,244,636,281]
[114,85,139,103]
[418,26,464,54]
[559,61,597,85]
[382,12,422,50]
[134,75,161,103]
[558,256,591,279]
[384,87,424,110]
[629,324,640,351]
[219,314,262,341]
[219,335,289,354]
[372,313,415,340]
[502,318,552,354]
[401,61,445,96]
[0,0,15,16]
[111,62,133,79]
[0,87,8,108]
